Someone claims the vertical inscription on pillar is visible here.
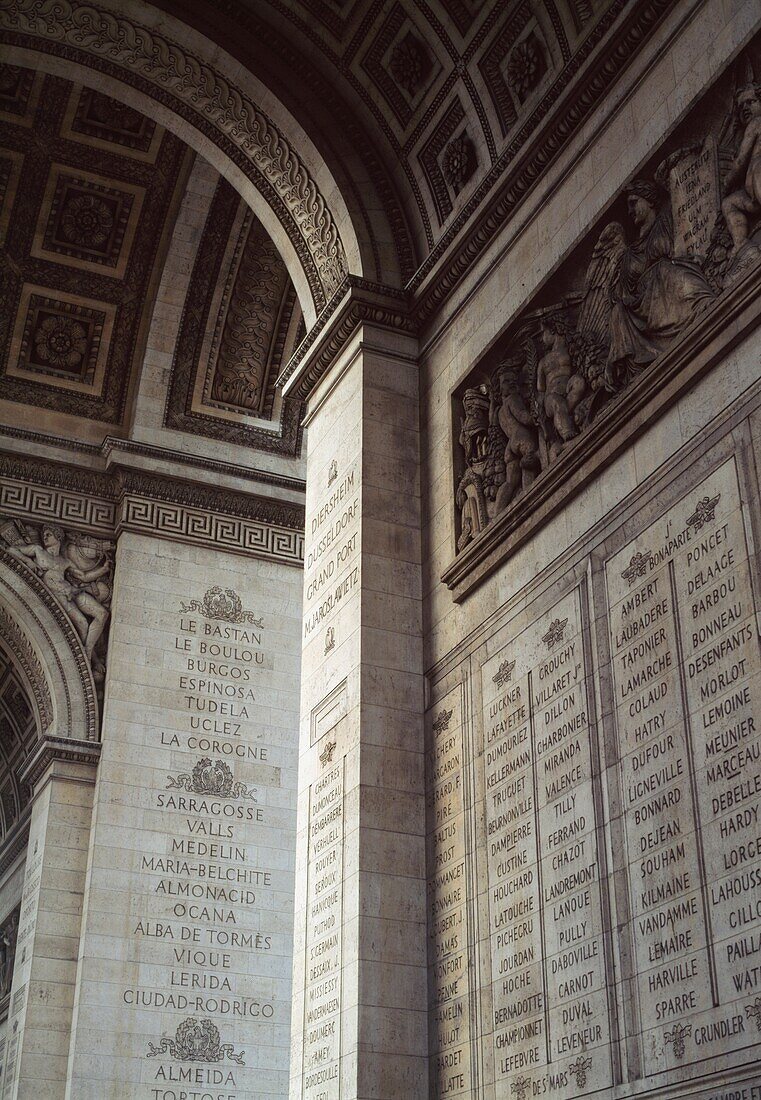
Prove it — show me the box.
[303,462,360,639]
[303,758,344,1099]
[481,589,612,1098]
[606,458,761,1075]
[426,692,471,1097]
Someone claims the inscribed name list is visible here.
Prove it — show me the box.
[122,583,294,1099]
[303,759,344,1099]
[605,457,761,1077]
[427,690,472,1097]
[480,588,612,1099]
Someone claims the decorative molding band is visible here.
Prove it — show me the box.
[0,456,306,564]
[118,495,304,565]
[0,432,306,493]
[18,736,101,791]
[442,263,761,601]
[0,475,116,537]
[102,439,306,493]
[279,276,414,401]
[0,604,53,733]
[114,468,304,531]
[0,0,347,310]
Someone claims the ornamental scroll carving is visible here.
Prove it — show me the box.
[455,52,761,552]
[0,516,113,682]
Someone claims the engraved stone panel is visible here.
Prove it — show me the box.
[426,690,472,1098]
[67,534,302,1098]
[479,587,612,1098]
[302,754,344,1099]
[605,457,761,1079]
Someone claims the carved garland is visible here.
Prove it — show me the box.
[0,0,348,307]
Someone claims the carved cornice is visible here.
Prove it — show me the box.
[114,468,304,531]
[279,276,414,402]
[0,431,306,492]
[0,452,306,564]
[18,736,101,791]
[102,439,306,493]
[0,0,347,310]
[443,262,761,600]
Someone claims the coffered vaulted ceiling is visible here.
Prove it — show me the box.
[162,0,674,297]
[0,66,303,451]
[0,0,678,453]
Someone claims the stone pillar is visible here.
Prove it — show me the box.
[63,530,303,1100]
[286,288,427,1098]
[1,740,98,1100]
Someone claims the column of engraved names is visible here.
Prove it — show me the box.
[303,759,344,1100]
[534,598,611,1094]
[303,463,359,643]
[672,469,761,1060]
[129,598,289,1097]
[607,502,715,1074]
[427,699,471,1097]
[482,645,544,1089]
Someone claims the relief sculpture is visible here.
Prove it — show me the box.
[455,58,761,551]
[0,516,113,679]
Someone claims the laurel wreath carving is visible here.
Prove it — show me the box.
[147,1017,244,1064]
[166,758,256,801]
[0,0,347,301]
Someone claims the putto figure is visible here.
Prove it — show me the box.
[2,519,112,675]
[491,357,540,512]
[721,77,761,260]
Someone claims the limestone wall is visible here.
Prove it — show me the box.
[419,2,761,1097]
[64,532,303,1099]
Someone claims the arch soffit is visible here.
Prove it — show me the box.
[0,548,99,745]
[0,0,372,322]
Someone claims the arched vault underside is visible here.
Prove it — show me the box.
[0,0,680,329]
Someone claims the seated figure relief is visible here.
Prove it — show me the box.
[455,60,761,552]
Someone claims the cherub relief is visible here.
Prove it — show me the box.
[3,520,113,675]
[534,319,587,462]
[721,78,761,260]
[491,357,540,512]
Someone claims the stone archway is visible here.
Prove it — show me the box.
[0,546,102,1098]
[0,0,375,321]
[0,546,99,744]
